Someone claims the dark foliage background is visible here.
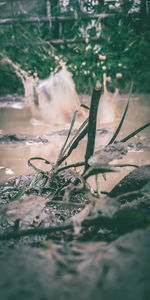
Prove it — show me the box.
[0,0,150,95]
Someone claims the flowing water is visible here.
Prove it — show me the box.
[0,93,150,193]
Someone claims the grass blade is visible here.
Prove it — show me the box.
[83,163,118,180]
[28,157,53,173]
[56,104,89,165]
[108,82,133,145]
[57,124,89,166]
[55,161,85,175]
[57,107,79,161]
[119,122,150,143]
[63,116,89,155]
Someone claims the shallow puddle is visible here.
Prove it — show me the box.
[0,94,150,192]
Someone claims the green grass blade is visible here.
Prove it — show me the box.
[80,103,90,110]
[55,161,85,175]
[63,116,89,154]
[57,124,88,166]
[57,104,89,164]
[28,157,53,173]
[108,82,133,145]
[119,122,150,143]
[57,107,79,161]
[83,163,118,180]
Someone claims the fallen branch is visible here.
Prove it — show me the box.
[0,210,112,241]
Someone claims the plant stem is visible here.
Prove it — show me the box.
[84,87,102,172]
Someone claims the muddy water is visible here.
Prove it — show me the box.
[0,94,150,192]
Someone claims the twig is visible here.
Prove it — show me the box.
[0,208,112,241]
[0,223,72,241]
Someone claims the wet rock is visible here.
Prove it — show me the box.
[109,165,150,197]
[0,134,48,144]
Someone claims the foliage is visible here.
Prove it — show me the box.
[0,0,150,95]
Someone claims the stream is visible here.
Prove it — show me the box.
[0,93,150,190]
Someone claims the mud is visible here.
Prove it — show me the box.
[0,168,150,300]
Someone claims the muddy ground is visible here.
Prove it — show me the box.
[0,164,150,300]
[0,94,150,299]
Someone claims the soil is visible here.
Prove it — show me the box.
[0,166,150,300]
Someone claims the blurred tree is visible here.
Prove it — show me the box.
[0,0,149,94]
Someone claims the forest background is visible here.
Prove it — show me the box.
[0,0,149,95]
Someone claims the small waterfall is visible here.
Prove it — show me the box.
[3,57,84,124]
[3,58,118,125]
[36,65,84,123]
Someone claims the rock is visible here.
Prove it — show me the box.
[109,165,150,197]
[0,134,48,144]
